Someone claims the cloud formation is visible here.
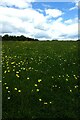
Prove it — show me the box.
[0,0,78,40]
[45,9,64,18]
[0,0,33,8]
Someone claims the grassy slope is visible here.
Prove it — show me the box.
[2,41,80,119]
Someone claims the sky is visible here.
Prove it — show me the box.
[0,0,80,40]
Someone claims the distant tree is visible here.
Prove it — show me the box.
[52,39,58,41]
[34,39,39,41]
[2,34,9,41]
[18,35,26,41]
[77,39,80,41]
[0,35,2,41]
[26,37,36,41]
[2,34,39,41]
[2,35,17,41]
[47,40,50,42]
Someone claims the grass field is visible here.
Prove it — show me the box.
[2,41,80,119]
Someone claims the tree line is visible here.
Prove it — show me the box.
[0,34,80,41]
[1,35,59,41]
[1,34,39,41]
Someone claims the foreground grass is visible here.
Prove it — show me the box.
[2,41,80,119]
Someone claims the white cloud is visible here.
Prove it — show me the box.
[0,0,33,8]
[36,9,44,13]
[65,23,78,35]
[34,30,51,40]
[45,9,63,18]
[69,6,77,11]
[64,17,78,24]
[64,19,73,24]
[48,17,78,40]
[0,0,78,40]
[69,0,79,11]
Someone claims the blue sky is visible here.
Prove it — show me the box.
[32,2,75,10]
[0,0,79,40]
[32,2,78,20]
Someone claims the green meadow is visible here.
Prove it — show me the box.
[2,41,80,119]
